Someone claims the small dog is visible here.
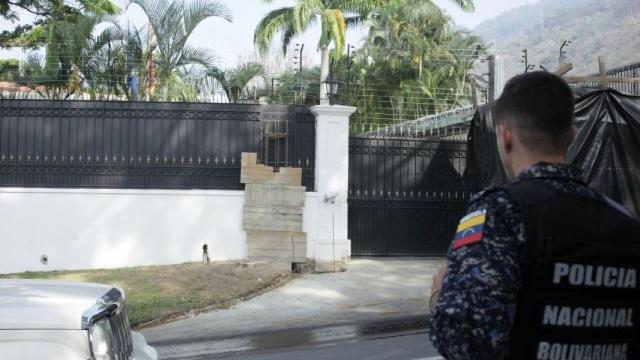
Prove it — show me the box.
[202,243,210,264]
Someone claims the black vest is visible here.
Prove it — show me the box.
[502,179,640,360]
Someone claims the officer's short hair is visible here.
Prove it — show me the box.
[494,71,575,155]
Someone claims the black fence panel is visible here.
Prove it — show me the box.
[0,100,315,190]
[348,136,475,256]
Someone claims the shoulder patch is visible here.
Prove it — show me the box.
[452,209,486,249]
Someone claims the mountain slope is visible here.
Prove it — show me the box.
[474,0,640,80]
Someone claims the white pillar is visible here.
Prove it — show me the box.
[309,104,356,272]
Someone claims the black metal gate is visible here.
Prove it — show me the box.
[348,135,475,256]
[0,100,315,190]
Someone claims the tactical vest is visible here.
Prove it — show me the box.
[502,178,640,360]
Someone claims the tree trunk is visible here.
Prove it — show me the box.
[319,45,330,105]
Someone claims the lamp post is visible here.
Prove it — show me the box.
[323,73,339,105]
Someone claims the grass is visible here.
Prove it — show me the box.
[0,262,296,327]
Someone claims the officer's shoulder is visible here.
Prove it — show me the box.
[469,186,514,206]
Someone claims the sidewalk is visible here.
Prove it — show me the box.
[141,258,444,357]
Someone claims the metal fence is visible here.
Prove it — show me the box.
[0,100,315,190]
[573,62,640,95]
[348,135,476,256]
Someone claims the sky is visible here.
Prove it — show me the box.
[1,0,541,69]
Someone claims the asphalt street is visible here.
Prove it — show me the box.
[149,315,438,360]
[215,332,442,360]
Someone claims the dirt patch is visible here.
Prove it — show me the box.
[1,262,298,327]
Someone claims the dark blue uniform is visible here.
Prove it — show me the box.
[429,162,603,360]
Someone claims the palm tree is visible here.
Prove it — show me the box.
[343,0,482,123]
[128,0,232,100]
[33,14,124,99]
[207,62,267,103]
[254,0,474,104]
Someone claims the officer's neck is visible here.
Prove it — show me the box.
[512,152,567,178]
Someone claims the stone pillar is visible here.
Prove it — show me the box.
[310,105,356,272]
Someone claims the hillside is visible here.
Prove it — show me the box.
[474,0,640,80]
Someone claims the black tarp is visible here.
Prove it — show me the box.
[465,88,640,217]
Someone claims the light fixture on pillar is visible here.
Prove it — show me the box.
[322,73,339,105]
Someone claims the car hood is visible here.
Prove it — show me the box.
[0,279,113,330]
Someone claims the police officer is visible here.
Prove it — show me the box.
[429,71,640,360]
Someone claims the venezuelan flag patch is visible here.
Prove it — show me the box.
[452,209,486,249]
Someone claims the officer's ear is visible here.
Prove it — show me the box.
[497,122,514,154]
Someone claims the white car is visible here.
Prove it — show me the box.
[0,280,158,360]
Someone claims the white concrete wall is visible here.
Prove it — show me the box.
[0,104,355,273]
[0,188,321,274]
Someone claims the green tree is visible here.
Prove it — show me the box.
[0,0,119,48]
[0,59,19,80]
[254,0,474,104]
[127,0,232,100]
[37,14,126,99]
[342,0,482,124]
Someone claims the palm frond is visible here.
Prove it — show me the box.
[292,0,323,33]
[179,45,217,69]
[320,9,346,57]
[336,0,391,16]
[254,7,295,55]
[447,0,475,12]
[184,0,232,37]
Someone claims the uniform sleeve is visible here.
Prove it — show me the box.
[429,191,525,360]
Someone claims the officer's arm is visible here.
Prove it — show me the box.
[429,192,524,360]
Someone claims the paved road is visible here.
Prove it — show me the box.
[149,315,437,359]
[216,332,441,360]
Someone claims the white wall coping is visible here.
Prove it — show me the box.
[310,104,357,117]
[0,187,320,198]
